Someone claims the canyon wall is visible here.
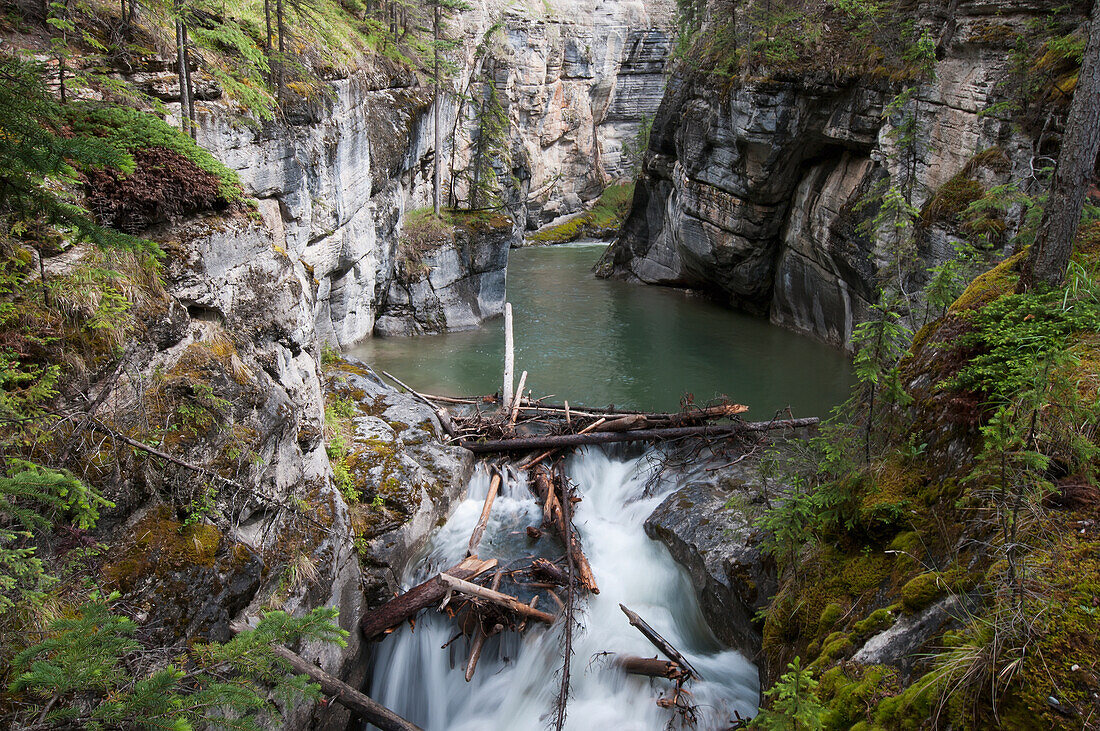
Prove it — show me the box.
[602,0,1085,349]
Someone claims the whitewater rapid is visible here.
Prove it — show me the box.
[368,448,759,730]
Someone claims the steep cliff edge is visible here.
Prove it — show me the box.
[602,0,1091,348]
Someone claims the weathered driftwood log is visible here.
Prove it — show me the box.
[436,573,556,625]
[465,572,503,682]
[466,471,502,557]
[359,556,498,639]
[619,604,701,681]
[531,466,599,594]
[508,370,528,427]
[502,303,514,413]
[531,557,567,586]
[519,417,607,470]
[229,621,423,731]
[614,655,685,680]
[462,419,820,454]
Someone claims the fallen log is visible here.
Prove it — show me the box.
[614,655,684,680]
[466,471,502,557]
[381,370,458,439]
[465,572,503,682]
[436,573,556,625]
[360,556,498,639]
[519,417,607,470]
[531,466,598,594]
[619,604,701,681]
[229,621,423,731]
[508,370,528,427]
[462,418,820,454]
[597,414,650,432]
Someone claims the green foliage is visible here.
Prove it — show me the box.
[9,594,347,729]
[0,52,149,252]
[948,289,1100,403]
[621,115,653,179]
[64,103,242,202]
[851,299,912,461]
[756,478,817,569]
[528,183,635,244]
[752,657,827,730]
[463,78,511,209]
[0,460,113,613]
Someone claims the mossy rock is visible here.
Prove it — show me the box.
[100,506,262,643]
[853,607,896,636]
[899,572,946,612]
[819,602,845,633]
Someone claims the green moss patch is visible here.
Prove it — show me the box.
[528,183,634,245]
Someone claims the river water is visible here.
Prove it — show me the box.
[356,242,853,730]
[347,241,853,416]
[369,455,760,731]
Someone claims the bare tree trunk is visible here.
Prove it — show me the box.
[264,0,273,84]
[182,23,196,139]
[276,0,286,101]
[433,4,443,218]
[1021,0,1100,289]
[175,15,191,138]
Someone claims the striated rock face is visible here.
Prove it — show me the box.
[645,477,775,659]
[188,66,435,347]
[452,0,674,231]
[602,0,1080,348]
[374,220,512,336]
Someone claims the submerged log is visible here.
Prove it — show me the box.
[229,621,423,731]
[462,419,820,454]
[614,655,684,680]
[360,556,498,639]
[467,471,502,557]
[465,572,503,682]
[530,465,599,594]
[436,573,556,625]
[619,604,701,681]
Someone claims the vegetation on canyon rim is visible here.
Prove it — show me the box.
[1,0,1100,728]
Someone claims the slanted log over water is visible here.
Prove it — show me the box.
[462,419,820,453]
[229,621,424,731]
[467,471,502,557]
[530,465,599,594]
[614,655,685,680]
[619,604,701,681]
[360,556,498,639]
[436,573,556,625]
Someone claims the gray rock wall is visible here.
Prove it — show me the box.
[603,0,1078,349]
[451,0,675,230]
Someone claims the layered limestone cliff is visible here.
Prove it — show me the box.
[602,0,1086,349]
[449,0,675,232]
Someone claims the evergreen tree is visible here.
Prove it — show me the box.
[752,657,826,731]
[426,0,471,217]
[1021,0,1100,289]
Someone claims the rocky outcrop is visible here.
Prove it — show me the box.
[182,65,435,347]
[602,0,1082,349]
[323,361,474,607]
[452,0,674,231]
[374,218,512,336]
[644,474,776,658]
[85,211,475,730]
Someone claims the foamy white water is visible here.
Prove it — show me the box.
[368,448,759,730]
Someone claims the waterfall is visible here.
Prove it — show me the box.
[368,448,759,730]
